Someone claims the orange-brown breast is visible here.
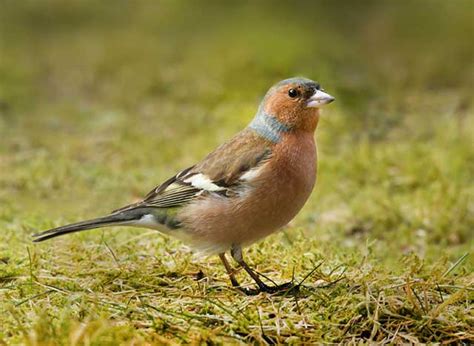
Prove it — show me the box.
[177,131,317,253]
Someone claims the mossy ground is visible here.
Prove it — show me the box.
[0,1,473,344]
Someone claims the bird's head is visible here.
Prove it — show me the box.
[253,77,334,135]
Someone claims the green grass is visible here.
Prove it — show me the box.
[1,1,473,344]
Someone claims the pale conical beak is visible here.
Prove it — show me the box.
[307,90,335,108]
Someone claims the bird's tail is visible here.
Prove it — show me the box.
[32,209,146,242]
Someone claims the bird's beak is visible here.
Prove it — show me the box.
[307,90,335,108]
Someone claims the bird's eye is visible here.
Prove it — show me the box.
[288,89,299,98]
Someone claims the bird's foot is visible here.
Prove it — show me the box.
[263,281,300,295]
[236,281,299,296]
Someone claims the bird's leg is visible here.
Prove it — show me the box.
[230,245,275,293]
[229,245,298,295]
[219,253,240,287]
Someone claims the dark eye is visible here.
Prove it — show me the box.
[288,88,299,98]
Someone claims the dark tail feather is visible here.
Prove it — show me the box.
[32,211,143,242]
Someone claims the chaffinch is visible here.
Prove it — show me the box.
[33,77,335,294]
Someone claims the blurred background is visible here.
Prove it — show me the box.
[0,0,472,260]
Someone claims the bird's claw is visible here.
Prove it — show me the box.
[236,281,299,296]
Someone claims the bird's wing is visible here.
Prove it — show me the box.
[113,129,273,213]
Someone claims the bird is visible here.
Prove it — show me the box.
[33,77,335,294]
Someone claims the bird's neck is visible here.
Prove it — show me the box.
[248,111,290,143]
[248,108,319,142]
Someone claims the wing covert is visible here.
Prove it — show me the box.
[113,129,274,213]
